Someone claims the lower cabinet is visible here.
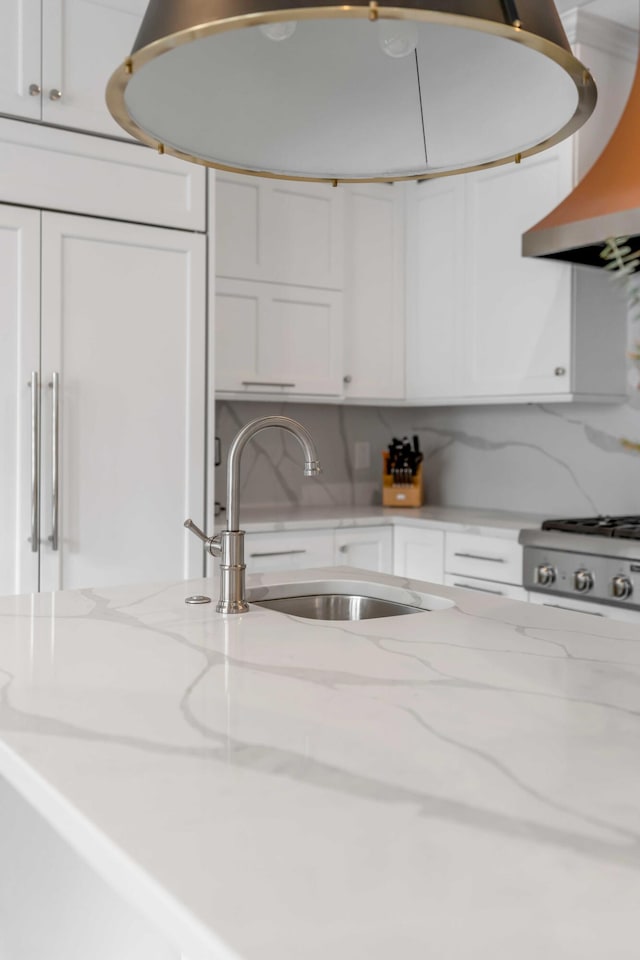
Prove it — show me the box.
[244,530,335,575]
[527,591,640,624]
[392,526,444,583]
[444,575,527,601]
[243,526,393,575]
[335,527,392,574]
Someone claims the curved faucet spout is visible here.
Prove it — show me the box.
[226,416,321,532]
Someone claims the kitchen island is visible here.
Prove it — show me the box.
[1,568,639,959]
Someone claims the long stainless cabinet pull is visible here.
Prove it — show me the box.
[249,549,306,559]
[29,372,40,552]
[453,581,504,596]
[453,552,505,563]
[241,381,296,389]
[49,373,60,551]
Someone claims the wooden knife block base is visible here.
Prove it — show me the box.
[382,453,423,508]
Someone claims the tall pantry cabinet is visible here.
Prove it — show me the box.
[0,116,208,597]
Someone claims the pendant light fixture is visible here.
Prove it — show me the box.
[106,1,596,184]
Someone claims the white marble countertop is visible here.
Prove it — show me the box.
[1,567,640,959]
[216,504,545,539]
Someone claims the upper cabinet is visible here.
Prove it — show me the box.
[343,183,405,402]
[0,0,146,138]
[215,172,344,290]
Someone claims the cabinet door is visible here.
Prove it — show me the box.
[39,213,206,592]
[335,527,393,574]
[41,0,146,137]
[0,0,41,121]
[405,177,465,400]
[215,278,343,396]
[344,184,404,400]
[0,206,40,597]
[215,172,344,289]
[463,146,573,398]
[393,527,444,583]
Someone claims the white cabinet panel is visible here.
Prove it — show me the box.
[405,176,464,400]
[344,184,404,401]
[39,213,206,592]
[0,0,41,121]
[527,592,640,624]
[445,533,523,586]
[0,0,145,137]
[464,147,573,397]
[445,575,527,601]
[0,206,41,597]
[215,278,343,397]
[215,172,344,290]
[335,527,393,574]
[393,526,444,584]
[244,530,335,575]
[0,118,206,230]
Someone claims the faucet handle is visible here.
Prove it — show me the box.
[184,519,222,557]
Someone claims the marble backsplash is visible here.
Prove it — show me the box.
[215,395,640,518]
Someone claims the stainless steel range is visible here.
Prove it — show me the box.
[520,517,640,612]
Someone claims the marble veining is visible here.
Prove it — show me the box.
[216,398,640,516]
[1,569,640,959]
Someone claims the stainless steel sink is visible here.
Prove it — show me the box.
[254,593,424,621]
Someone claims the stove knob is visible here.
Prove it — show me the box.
[573,569,594,594]
[612,575,633,601]
[536,563,556,586]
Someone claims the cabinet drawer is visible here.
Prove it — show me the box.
[445,533,522,585]
[244,530,334,574]
[445,575,527,601]
[0,118,205,230]
[527,592,640,623]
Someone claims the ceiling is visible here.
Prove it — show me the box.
[554,0,639,30]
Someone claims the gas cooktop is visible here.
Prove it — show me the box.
[541,515,640,539]
[520,519,640,611]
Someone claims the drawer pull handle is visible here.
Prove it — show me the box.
[453,552,505,563]
[453,581,504,596]
[241,380,295,389]
[250,549,307,558]
[542,602,604,617]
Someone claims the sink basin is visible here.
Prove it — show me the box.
[255,593,423,621]
[248,577,455,622]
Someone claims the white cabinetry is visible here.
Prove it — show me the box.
[0,118,206,231]
[213,172,344,398]
[215,278,343,396]
[444,532,524,599]
[0,206,206,596]
[527,592,640,624]
[243,526,393,576]
[343,183,405,401]
[0,0,146,138]
[406,144,626,404]
[0,206,40,596]
[244,530,335,575]
[335,527,393,573]
[215,172,344,290]
[393,526,444,583]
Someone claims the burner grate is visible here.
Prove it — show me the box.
[541,516,640,539]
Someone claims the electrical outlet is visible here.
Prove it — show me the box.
[354,441,370,471]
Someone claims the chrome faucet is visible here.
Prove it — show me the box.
[185,416,321,614]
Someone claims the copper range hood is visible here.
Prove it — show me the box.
[523,33,640,268]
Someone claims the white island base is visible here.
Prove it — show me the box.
[1,568,639,960]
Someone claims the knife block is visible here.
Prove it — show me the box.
[382,452,424,508]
